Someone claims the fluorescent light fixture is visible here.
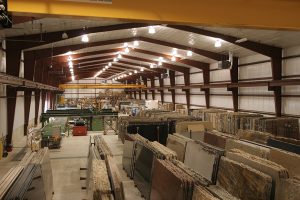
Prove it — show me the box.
[172,48,177,55]
[117,54,122,59]
[140,67,144,72]
[124,42,128,47]
[105,65,109,69]
[187,50,193,57]
[148,26,156,34]
[134,70,137,73]
[171,56,176,62]
[133,40,139,46]
[108,62,112,66]
[113,58,118,62]
[125,47,130,53]
[214,39,222,48]
[158,61,162,66]
[129,72,132,75]
[81,34,89,43]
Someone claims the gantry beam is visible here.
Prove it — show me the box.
[9,0,300,30]
[59,84,146,90]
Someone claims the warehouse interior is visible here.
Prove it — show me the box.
[1,0,300,200]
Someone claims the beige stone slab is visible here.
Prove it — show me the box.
[269,148,300,178]
[225,139,270,159]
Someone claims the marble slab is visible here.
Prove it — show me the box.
[217,157,272,200]
[227,149,289,200]
[192,185,220,200]
[122,139,135,178]
[133,142,155,199]
[184,140,224,184]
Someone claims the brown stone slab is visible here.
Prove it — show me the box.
[192,185,220,200]
[217,157,272,200]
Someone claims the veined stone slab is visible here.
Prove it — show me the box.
[217,157,272,200]
[192,185,220,200]
[225,139,270,159]
[276,177,300,200]
[122,139,135,178]
[184,140,224,183]
[269,148,300,178]
[227,149,289,200]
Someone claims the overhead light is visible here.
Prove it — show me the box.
[187,50,193,57]
[159,57,164,62]
[235,38,248,43]
[70,68,74,72]
[148,26,156,34]
[124,74,127,77]
[67,56,73,61]
[68,61,73,66]
[81,34,89,43]
[124,42,128,47]
[172,48,178,55]
[62,32,68,39]
[105,65,109,69]
[113,58,118,62]
[108,62,112,66]
[158,61,162,66]
[133,40,139,46]
[117,54,122,59]
[129,72,132,75]
[171,56,176,62]
[214,39,222,48]
[134,70,137,74]
[125,47,130,53]
[140,67,144,72]
[71,75,75,81]
[69,65,73,69]
[66,51,73,56]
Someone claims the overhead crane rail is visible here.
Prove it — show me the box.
[59,83,146,90]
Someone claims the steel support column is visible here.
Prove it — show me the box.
[201,68,210,108]
[150,77,155,100]
[270,56,283,117]
[34,89,41,125]
[228,57,239,112]
[142,77,148,100]
[169,70,176,110]
[24,89,32,135]
[183,72,191,110]
[6,87,17,146]
[159,77,164,104]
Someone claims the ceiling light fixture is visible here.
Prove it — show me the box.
[133,40,139,46]
[158,61,162,66]
[68,61,73,66]
[113,58,118,62]
[66,51,73,56]
[125,47,130,53]
[124,42,128,47]
[187,50,193,57]
[117,54,122,59]
[81,34,89,43]
[105,65,109,69]
[129,72,132,75]
[159,57,164,62]
[134,70,137,74]
[172,48,178,55]
[62,32,68,39]
[150,63,154,68]
[140,67,144,72]
[108,62,112,66]
[148,26,156,34]
[103,68,106,71]
[171,56,176,62]
[67,56,73,61]
[71,75,75,81]
[214,39,222,48]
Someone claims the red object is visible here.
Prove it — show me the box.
[73,126,87,136]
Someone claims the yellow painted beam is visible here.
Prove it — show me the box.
[8,0,300,30]
[59,83,146,89]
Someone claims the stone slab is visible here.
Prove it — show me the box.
[217,157,272,200]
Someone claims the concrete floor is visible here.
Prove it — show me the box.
[0,131,143,200]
